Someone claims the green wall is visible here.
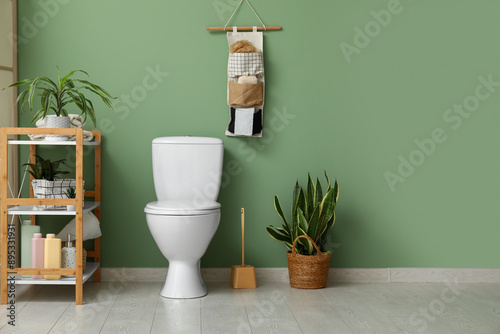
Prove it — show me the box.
[16,0,500,268]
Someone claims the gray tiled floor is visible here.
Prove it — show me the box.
[0,281,499,333]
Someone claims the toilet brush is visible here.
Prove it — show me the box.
[230,208,257,289]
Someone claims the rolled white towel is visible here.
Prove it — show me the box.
[68,130,93,142]
[69,114,84,128]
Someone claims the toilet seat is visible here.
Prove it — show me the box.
[144,200,220,216]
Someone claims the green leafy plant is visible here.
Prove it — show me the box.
[64,186,77,199]
[267,171,339,255]
[22,154,69,181]
[6,68,114,126]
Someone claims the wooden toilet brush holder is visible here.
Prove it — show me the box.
[230,208,257,289]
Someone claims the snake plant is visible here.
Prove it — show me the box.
[267,171,339,255]
[7,68,114,126]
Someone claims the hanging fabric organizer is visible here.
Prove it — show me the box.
[207,0,281,138]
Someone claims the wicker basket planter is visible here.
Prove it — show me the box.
[287,235,331,289]
[31,179,84,209]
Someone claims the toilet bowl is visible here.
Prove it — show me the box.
[144,136,223,299]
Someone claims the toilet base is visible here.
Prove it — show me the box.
[161,260,207,299]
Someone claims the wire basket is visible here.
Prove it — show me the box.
[31,179,84,209]
[286,235,331,289]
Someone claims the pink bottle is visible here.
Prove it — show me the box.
[31,233,45,279]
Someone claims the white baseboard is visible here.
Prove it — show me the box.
[100,267,500,283]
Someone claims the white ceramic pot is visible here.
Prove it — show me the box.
[44,115,70,141]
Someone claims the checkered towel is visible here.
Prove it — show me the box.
[228,52,264,77]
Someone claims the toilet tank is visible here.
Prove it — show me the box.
[152,136,224,203]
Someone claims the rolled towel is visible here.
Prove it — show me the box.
[68,130,93,141]
[69,114,84,128]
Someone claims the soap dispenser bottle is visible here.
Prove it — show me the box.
[44,234,61,280]
[61,233,76,277]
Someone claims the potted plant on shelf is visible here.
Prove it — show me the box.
[7,67,114,141]
[267,171,339,289]
[64,186,77,211]
[23,154,84,210]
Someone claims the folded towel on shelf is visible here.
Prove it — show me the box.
[29,114,93,141]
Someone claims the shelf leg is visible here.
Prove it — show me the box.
[1,128,9,304]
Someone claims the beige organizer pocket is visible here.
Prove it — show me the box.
[228,81,264,106]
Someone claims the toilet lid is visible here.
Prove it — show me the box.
[144,200,221,215]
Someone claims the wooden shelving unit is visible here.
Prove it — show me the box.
[0,127,101,305]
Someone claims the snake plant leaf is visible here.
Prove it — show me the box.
[266,227,291,243]
[306,173,314,218]
[319,188,336,223]
[306,203,322,242]
[317,189,336,238]
[297,207,309,232]
[274,195,289,228]
[292,185,305,228]
[315,177,323,208]
[277,226,291,238]
[291,182,302,241]
[326,211,336,231]
[292,181,300,217]
[297,228,313,255]
[267,171,339,256]
[332,178,339,203]
[324,170,332,191]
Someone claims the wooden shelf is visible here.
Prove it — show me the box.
[14,262,100,285]
[0,127,102,305]
[8,201,100,215]
[8,140,100,146]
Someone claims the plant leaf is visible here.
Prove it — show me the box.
[297,207,309,232]
[274,195,290,230]
[324,170,332,191]
[315,177,323,208]
[306,203,322,243]
[266,226,291,243]
[296,228,313,255]
[306,173,314,219]
[27,77,41,111]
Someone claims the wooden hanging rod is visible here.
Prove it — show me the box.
[207,26,282,31]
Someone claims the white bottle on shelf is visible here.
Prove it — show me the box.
[61,233,76,278]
